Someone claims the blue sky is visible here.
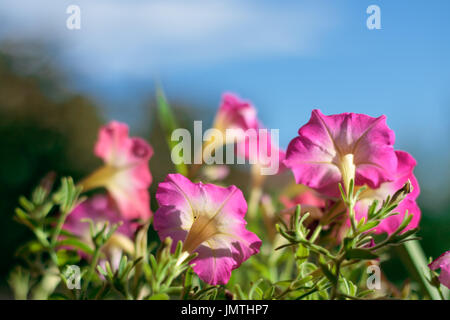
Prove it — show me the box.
[1,0,449,207]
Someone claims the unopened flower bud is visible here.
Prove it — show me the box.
[389,179,413,206]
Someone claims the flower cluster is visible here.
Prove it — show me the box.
[284,109,421,236]
[10,90,446,301]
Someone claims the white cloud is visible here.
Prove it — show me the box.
[0,0,338,76]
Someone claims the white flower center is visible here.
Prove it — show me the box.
[340,153,356,194]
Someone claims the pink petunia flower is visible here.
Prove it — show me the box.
[213,93,260,134]
[279,188,327,231]
[63,194,136,264]
[210,92,285,176]
[153,174,261,285]
[354,151,421,235]
[429,251,450,289]
[279,188,326,211]
[200,165,230,182]
[236,128,286,176]
[284,109,397,198]
[80,121,153,221]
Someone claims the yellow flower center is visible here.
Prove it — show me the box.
[183,214,219,253]
[78,165,119,191]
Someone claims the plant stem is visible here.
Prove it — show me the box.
[403,240,441,300]
[330,259,343,300]
[50,210,70,247]
[436,285,445,300]
[82,247,101,299]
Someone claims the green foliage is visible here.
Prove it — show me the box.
[156,87,188,176]
[272,179,424,300]
[8,164,444,300]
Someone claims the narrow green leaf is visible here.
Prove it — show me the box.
[57,238,94,255]
[148,293,170,300]
[358,221,380,233]
[345,248,378,260]
[319,263,336,283]
[156,87,188,176]
[56,249,80,266]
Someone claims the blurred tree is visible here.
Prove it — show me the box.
[0,42,103,292]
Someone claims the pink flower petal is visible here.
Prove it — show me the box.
[92,121,153,220]
[154,174,261,285]
[279,189,326,212]
[429,251,450,270]
[192,229,261,285]
[438,266,450,289]
[213,93,260,133]
[429,251,450,289]
[284,109,397,197]
[354,151,421,235]
[373,198,421,234]
[236,129,286,175]
[62,194,137,260]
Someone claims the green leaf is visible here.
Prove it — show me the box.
[14,208,32,226]
[338,183,347,201]
[358,289,375,298]
[19,196,35,212]
[248,279,263,300]
[292,275,313,289]
[395,212,413,233]
[393,228,419,242]
[48,293,70,300]
[53,177,83,214]
[182,267,194,299]
[56,249,80,266]
[15,240,45,256]
[343,238,355,251]
[263,286,275,300]
[367,200,379,219]
[156,87,188,176]
[345,248,378,260]
[341,278,357,297]
[358,221,380,233]
[8,266,30,300]
[118,255,128,277]
[57,238,94,255]
[319,263,336,283]
[105,261,114,279]
[233,284,247,300]
[96,265,108,277]
[148,293,170,300]
[295,244,310,264]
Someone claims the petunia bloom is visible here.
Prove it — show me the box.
[62,194,136,265]
[209,92,285,176]
[354,151,421,235]
[428,251,450,289]
[236,128,286,176]
[279,188,326,221]
[212,92,260,135]
[200,165,230,182]
[284,109,397,198]
[79,121,153,221]
[153,174,261,285]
